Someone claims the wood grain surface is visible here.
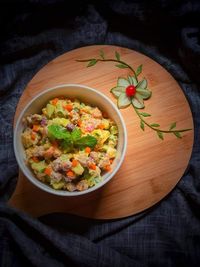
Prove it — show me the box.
[8,45,194,219]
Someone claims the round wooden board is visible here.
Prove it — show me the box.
[8,45,194,219]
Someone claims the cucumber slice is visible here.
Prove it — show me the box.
[31,161,47,173]
[131,76,138,86]
[117,77,129,87]
[117,93,131,108]
[46,104,55,118]
[127,75,137,86]
[136,78,147,89]
[127,75,132,85]
[136,88,152,99]
[132,93,144,109]
[51,118,70,126]
[110,86,126,98]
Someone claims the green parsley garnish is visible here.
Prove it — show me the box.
[47,124,97,148]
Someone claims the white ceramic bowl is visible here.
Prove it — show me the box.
[14,84,127,196]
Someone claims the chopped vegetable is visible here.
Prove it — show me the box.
[74,135,97,148]
[31,132,36,140]
[22,97,118,192]
[64,104,73,112]
[89,163,96,170]
[85,147,91,153]
[32,125,40,132]
[52,181,65,190]
[104,165,111,172]
[72,163,84,175]
[66,170,75,177]
[98,124,105,130]
[32,156,39,162]
[72,159,78,167]
[31,161,47,173]
[51,118,69,127]
[44,166,52,176]
[52,98,59,106]
[77,120,82,127]
[46,104,55,118]
[48,125,71,140]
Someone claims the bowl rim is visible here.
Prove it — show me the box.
[14,83,127,196]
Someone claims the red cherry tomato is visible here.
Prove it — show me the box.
[126,85,136,97]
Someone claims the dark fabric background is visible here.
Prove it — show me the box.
[0,1,200,266]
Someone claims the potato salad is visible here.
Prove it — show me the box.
[21,97,118,192]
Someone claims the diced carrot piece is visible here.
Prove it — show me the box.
[80,108,90,114]
[51,98,59,105]
[109,159,114,164]
[31,132,36,140]
[98,124,105,130]
[72,159,78,167]
[32,156,39,162]
[104,165,111,172]
[66,170,75,177]
[63,104,73,112]
[89,163,96,170]
[32,124,40,132]
[85,147,91,153]
[77,120,82,127]
[44,166,52,176]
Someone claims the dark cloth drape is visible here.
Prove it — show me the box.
[0,1,200,266]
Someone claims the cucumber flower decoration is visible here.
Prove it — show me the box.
[110,76,151,109]
[77,50,192,140]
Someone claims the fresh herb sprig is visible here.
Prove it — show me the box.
[48,124,97,148]
[77,50,192,140]
[77,50,140,82]
[133,106,192,140]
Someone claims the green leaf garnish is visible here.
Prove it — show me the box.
[150,123,160,127]
[136,65,143,76]
[140,112,151,117]
[140,120,145,131]
[115,64,128,69]
[75,135,97,148]
[71,128,82,141]
[99,49,105,59]
[173,132,182,139]
[115,51,120,61]
[48,125,71,140]
[48,124,97,149]
[169,122,176,130]
[157,131,164,140]
[61,139,73,150]
[87,59,97,67]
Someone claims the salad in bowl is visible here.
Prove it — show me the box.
[22,97,118,192]
[14,84,127,196]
